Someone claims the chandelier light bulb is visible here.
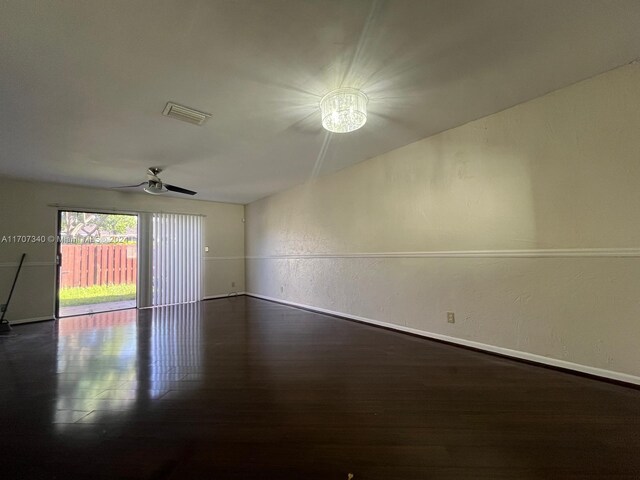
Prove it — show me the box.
[320,87,368,133]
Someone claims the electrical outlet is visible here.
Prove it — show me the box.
[204,246,209,252]
[231,281,236,288]
[280,285,284,293]
[447,312,455,323]
[0,304,6,313]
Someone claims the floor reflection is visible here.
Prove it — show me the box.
[55,304,204,427]
[149,302,204,385]
[56,309,139,425]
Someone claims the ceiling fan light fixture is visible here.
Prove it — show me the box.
[143,182,167,195]
[320,87,368,133]
[113,167,197,196]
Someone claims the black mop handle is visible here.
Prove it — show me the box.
[0,253,26,323]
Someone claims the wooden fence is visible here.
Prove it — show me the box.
[60,244,137,288]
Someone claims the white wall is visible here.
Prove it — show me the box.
[246,64,640,382]
[0,177,245,322]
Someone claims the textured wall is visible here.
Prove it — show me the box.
[246,64,640,380]
[0,178,245,322]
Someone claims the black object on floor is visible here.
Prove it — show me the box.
[0,252,26,334]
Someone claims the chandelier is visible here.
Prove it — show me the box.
[320,87,368,133]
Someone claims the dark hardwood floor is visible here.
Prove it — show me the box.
[0,296,638,479]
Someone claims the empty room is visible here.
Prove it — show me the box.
[1,1,639,478]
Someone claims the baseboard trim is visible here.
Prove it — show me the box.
[246,293,640,388]
[8,315,55,325]
[203,292,246,300]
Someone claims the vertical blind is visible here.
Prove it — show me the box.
[151,213,203,306]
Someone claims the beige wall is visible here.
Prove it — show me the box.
[246,64,640,381]
[0,178,245,322]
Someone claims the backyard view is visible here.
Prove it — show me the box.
[58,211,137,317]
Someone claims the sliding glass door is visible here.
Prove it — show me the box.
[55,210,202,316]
[57,211,138,317]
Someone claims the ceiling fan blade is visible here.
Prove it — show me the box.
[112,181,146,189]
[165,184,197,195]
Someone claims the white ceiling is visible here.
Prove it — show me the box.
[2,0,640,204]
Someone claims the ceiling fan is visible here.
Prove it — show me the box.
[114,167,197,196]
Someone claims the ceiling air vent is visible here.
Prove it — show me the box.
[162,102,211,126]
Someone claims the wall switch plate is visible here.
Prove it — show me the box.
[204,246,209,252]
[447,312,455,323]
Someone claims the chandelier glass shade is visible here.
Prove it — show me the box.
[320,87,368,133]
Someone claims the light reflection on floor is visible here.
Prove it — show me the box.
[54,304,203,428]
[55,309,139,426]
[149,303,204,395]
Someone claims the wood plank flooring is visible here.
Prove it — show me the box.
[0,296,638,479]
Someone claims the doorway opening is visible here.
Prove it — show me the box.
[57,211,138,317]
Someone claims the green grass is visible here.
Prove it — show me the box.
[59,284,136,307]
